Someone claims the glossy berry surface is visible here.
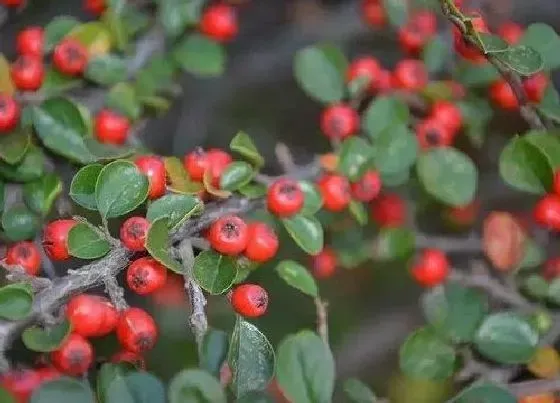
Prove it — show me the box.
[416,118,453,150]
[392,59,428,91]
[200,4,238,42]
[126,257,168,296]
[184,147,210,182]
[0,94,19,133]
[206,149,232,187]
[534,194,560,231]
[497,22,523,45]
[523,73,548,103]
[16,27,44,57]
[94,109,130,145]
[120,216,150,251]
[50,334,93,376]
[134,155,167,200]
[231,284,268,318]
[371,193,406,227]
[317,174,351,212]
[66,294,117,337]
[361,0,386,27]
[430,100,462,134]
[84,0,106,15]
[5,241,41,276]
[267,179,304,217]
[311,248,337,279]
[244,222,279,263]
[346,56,381,93]
[42,219,76,261]
[208,215,248,255]
[490,80,518,110]
[53,39,88,76]
[411,249,450,287]
[397,11,436,55]
[351,170,382,202]
[11,55,44,91]
[320,104,359,140]
[117,308,158,354]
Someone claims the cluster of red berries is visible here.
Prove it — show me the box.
[184,147,233,190]
[416,100,463,149]
[534,171,560,232]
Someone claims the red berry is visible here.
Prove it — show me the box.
[523,73,548,104]
[415,118,454,150]
[0,94,19,133]
[244,222,279,263]
[53,39,88,76]
[320,104,359,140]
[42,219,76,261]
[126,257,168,296]
[351,170,382,202]
[346,56,381,93]
[51,334,93,376]
[397,11,437,55]
[200,4,238,42]
[66,294,117,337]
[430,100,462,134]
[554,170,560,196]
[1,369,42,402]
[84,0,105,15]
[11,55,44,91]
[544,257,560,280]
[376,69,393,93]
[5,241,41,276]
[16,27,44,57]
[206,149,232,187]
[497,22,523,45]
[489,80,518,110]
[411,249,450,287]
[184,147,210,182]
[94,109,130,145]
[36,366,61,383]
[317,174,351,212]
[111,350,146,370]
[371,193,406,227]
[361,0,386,27]
[120,216,150,251]
[135,155,167,200]
[534,194,560,231]
[444,80,466,99]
[445,200,480,228]
[267,179,304,217]
[208,215,249,255]
[0,0,24,7]
[117,308,158,354]
[311,248,337,279]
[231,284,268,318]
[453,13,488,63]
[392,59,428,91]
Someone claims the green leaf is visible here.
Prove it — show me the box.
[70,164,103,210]
[193,250,238,294]
[373,227,415,261]
[382,0,408,26]
[276,331,335,403]
[343,378,377,403]
[349,200,368,226]
[422,36,451,74]
[97,363,135,403]
[22,320,72,352]
[363,96,409,139]
[68,222,111,259]
[518,237,546,270]
[200,329,229,377]
[40,69,82,96]
[474,312,539,364]
[374,124,418,175]
[520,23,560,70]
[478,33,509,53]
[44,16,80,52]
[493,45,544,76]
[282,214,323,255]
[228,318,275,398]
[547,278,560,305]
[523,131,560,171]
[158,0,203,37]
[539,85,560,123]
[230,131,264,167]
[139,95,171,115]
[0,145,44,183]
[338,137,373,181]
[0,127,31,165]
[85,54,127,85]
[417,147,477,206]
[32,98,95,164]
[450,382,516,403]
[134,57,176,97]
[31,377,94,403]
[454,62,499,87]
[275,260,318,297]
[95,160,149,220]
[146,218,183,273]
[523,274,549,299]
[168,369,226,403]
[293,44,346,103]
[23,173,62,216]
[399,327,456,380]
[105,372,166,403]
[173,34,226,77]
[219,162,255,191]
[238,183,267,199]
[146,194,203,231]
[0,283,33,320]
[1,205,39,241]
[84,138,135,161]
[102,9,129,52]
[0,386,15,403]
[107,83,141,120]
[421,283,488,343]
[299,181,323,215]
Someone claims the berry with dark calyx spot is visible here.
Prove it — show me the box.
[200,4,238,42]
[42,219,77,261]
[430,100,462,135]
[117,307,158,354]
[231,284,268,318]
[16,26,44,57]
[134,155,167,200]
[371,193,406,227]
[84,0,105,15]
[120,216,150,252]
[523,72,548,104]
[208,215,249,255]
[126,257,168,296]
[50,334,93,376]
[534,194,560,231]
[94,109,130,145]
[0,94,19,133]
[53,39,88,76]
[392,59,428,91]
[11,55,44,91]
[453,13,488,63]
[66,294,117,337]
[267,178,304,217]
[489,79,518,110]
[320,104,359,140]
[415,118,454,150]
[497,21,523,45]
[311,247,337,279]
[317,174,351,212]
[351,170,382,202]
[5,241,41,276]
[411,249,450,287]
[111,350,146,370]
[361,0,386,28]
[346,56,381,93]
[184,147,210,182]
[244,222,279,263]
[397,11,437,55]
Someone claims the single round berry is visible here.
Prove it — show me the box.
[134,155,167,200]
[231,284,268,318]
[16,27,44,57]
[346,56,381,93]
[361,0,386,27]
[42,219,77,261]
[523,73,548,104]
[50,334,93,376]
[351,170,382,202]
[415,118,454,150]
[120,216,150,251]
[97,298,119,337]
[206,149,233,187]
[94,109,130,145]
[208,215,249,256]
[84,0,106,15]
[489,79,518,110]
[53,39,88,76]
[411,249,450,287]
[497,22,523,45]
[392,59,428,91]
[453,14,488,63]
[11,55,44,91]
[5,241,41,276]
[430,100,462,134]
[534,194,560,231]
[267,179,304,217]
[111,350,146,370]
[200,4,238,42]
[371,193,406,227]
[320,104,359,140]
[0,369,42,403]
[244,222,279,263]
[117,307,158,354]
[397,11,437,55]
[126,257,168,296]
[0,94,19,133]
[311,248,337,279]
[317,174,351,212]
[184,147,210,182]
[66,294,115,337]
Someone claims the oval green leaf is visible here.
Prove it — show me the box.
[106,83,141,120]
[146,194,203,230]
[338,137,373,181]
[200,329,229,377]
[44,16,80,52]
[0,144,44,183]
[68,223,111,259]
[70,164,103,210]
[85,54,127,86]
[374,124,418,175]
[106,372,166,403]
[0,127,31,165]
[146,218,183,273]
[0,283,33,320]
[23,173,62,216]
[173,34,225,77]
[219,162,255,191]
[282,215,323,256]
[373,227,415,261]
[31,377,94,403]
[275,260,318,297]
[494,45,544,76]
[22,319,72,352]
[2,205,40,241]
[299,181,323,215]
[168,369,226,403]
[343,378,378,403]
[363,96,409,139]
[193,250,238,294]
[230,131,264,167]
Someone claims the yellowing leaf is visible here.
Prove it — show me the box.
[163,157,204,194]
[0,54,15,95]
[67,22,113,56]
[528,346,560,379]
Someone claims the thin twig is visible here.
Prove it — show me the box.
[104,275,128,311]
[314,297,329,346]
[509,378,560,397]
